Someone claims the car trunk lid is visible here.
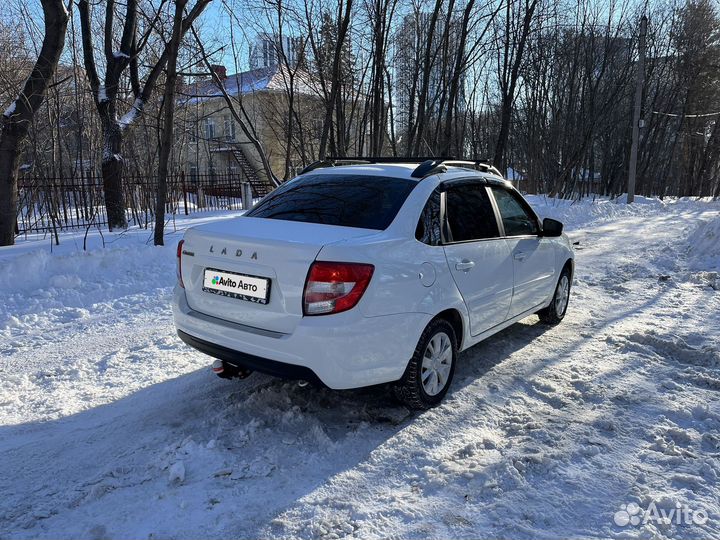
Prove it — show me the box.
[181,217,376,334]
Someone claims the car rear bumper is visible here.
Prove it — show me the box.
[177,330,326,386]
[172,286,430,389]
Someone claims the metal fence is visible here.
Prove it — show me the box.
[15,172,259,236]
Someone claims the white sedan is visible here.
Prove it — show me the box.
[173,159,574,408]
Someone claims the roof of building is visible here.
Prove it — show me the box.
[183,65,318,104]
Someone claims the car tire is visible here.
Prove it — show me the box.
[538,266,571,325]
[393,318,457,410]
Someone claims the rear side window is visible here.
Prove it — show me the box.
[445,184,499,242]
[490,187,539,236]
[416,190,442,245]
[246,174,416,230]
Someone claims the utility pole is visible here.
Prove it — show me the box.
[627,14,647,204]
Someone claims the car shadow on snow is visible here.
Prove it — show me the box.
[0,316,558,539]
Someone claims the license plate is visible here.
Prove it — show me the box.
[202,268,270,304]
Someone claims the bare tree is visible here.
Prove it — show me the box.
[77,0,212,230]
[306,0,354,159]
[154,0,188,246]
[492,0,539,172]
[406,0,443,156]
[0,0,69,246]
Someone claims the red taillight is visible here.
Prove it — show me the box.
[177,239,185,288]
[303,261,374,315]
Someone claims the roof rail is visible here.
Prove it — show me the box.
[411,159,502,179]
[327,156,457,164]
[443,160,503,178]
[297,157,381,175]
[297,159,334,175]
[298,157,503,179]
[410,159,447,178]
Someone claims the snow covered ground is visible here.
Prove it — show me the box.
[1,196,719,539]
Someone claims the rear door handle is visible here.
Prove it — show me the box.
[455,260,475,271]
[513,252,527,261]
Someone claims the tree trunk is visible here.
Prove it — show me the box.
[0,0,69,246]
[409,0,442,156]
[154,0,188,246]
[493,98,513,170]
[493,0,537,171]
[441,0,474,156]
[0,134,20,245]
[698,118,720,197]
[284,89,294,180]
[369,0,388,155]
[317,0,353,160]
[102,122,127,230]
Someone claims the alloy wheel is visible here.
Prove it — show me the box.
[421,332,453,396]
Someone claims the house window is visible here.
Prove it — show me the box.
[204,117,215,139]
[224,116,236,141]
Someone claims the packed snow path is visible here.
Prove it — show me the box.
[1,198,719,539]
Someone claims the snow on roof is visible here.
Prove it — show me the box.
[183,65,319,104]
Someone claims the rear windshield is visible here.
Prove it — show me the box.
[245,174,417,230]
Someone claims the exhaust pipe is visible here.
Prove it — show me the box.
[211,360,225,374]
[211,360,253,380]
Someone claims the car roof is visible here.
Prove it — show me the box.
[305,162,511,186]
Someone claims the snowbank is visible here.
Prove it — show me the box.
[525,194,667,229]
[687,217,720,272]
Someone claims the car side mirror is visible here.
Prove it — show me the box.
[542,218,563,237]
